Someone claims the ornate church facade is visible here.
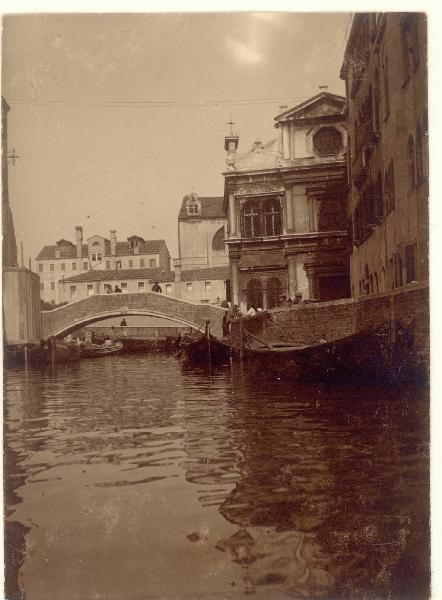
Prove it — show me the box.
[223,92,350,311]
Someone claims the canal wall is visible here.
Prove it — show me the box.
[86,325,192,339]
[231,282,429,382]
[268,282,429,363]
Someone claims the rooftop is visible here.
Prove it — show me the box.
[36,239,167,260]
[61,265,230,284]
[178,196,225,220]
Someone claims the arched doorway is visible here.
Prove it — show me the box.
[267,277,283,309]
[246,279,263,310]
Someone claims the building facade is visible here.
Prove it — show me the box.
[36,227,170,304]
[59,265,229,306]
[340,13,428,298]
[177,193,228,270]
[223,92,350,312]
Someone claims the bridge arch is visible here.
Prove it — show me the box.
[41,292,225,340]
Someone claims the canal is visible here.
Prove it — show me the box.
[4,354,430,599]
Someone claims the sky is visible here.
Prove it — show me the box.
[2,11,351,267]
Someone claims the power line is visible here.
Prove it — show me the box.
[7,95,313,108]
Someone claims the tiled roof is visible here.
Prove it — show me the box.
[36,239,166,260]
[180,266,230,281]
[62,267,170,283]
[178,196,226,220]
[61,265,230,284]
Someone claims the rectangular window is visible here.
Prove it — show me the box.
[405,244,417,283]
[70,286,77,298]
[40,282,44,291]
[116,260,122,269]
[186,282,192,293]
[137,281,145,292]
[83,261,88,270]
[106,261,111,269]
[121,282,128,293]
[129,260,134,268]
[50,263,54,272]
[149,259,156,267]
[87,284,94,296]
[205,281,211,291]
[166,283,172,294]
[72,262,77,270]
[140,259,145,267]
[50,282,55,290]
[61,263,65,271]
[38,263,44,272]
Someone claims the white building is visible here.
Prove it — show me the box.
[36,226,170,304]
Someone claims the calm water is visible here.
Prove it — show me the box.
[4,355,430,600]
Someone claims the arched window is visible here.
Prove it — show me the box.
[407,135,415,190]
[267,277,283,309]
[416,124,424,184]
[246,279,263,310]
[212,226,225,251]
[242,200,262,238]
[263,198,282,236]
[374,272,379,293]
[240,196,282,238]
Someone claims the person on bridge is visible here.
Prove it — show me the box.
[114,285,122,293]
[151,281,163,293]
[120,318,127,327]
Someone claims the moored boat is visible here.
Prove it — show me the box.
[82,340,123,358]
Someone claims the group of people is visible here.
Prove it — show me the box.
[103,282,163,294]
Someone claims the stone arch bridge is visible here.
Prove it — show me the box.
[41,292,225,340]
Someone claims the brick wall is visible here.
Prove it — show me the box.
[230,282,429,379]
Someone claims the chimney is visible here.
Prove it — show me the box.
[173,258,182,299]
[75,226,83,269]
[110,230,117,269]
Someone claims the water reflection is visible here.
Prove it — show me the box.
[3,356,429,599]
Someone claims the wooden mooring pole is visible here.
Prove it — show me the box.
[50,337,55,365]
[206,320,212,374]
[239,316,244,361]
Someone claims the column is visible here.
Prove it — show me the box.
[287,255,297,299]
[282,126,290,160]
[262,287,268,311]
[230,258,240,306]
[285,187,293,233]
[240,288,248,314]
[228,192,237,237]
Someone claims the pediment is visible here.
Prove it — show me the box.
[275,92,345,123]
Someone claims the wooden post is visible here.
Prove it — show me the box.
[24,344,29,367]
[206,320,212,374]
[239,316,244,361]
[50,337,55,365]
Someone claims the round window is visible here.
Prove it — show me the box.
[313,127,343,156]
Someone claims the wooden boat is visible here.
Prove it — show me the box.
[82,340,123,358]
[238,327,387,382]
[177,330,231,363]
